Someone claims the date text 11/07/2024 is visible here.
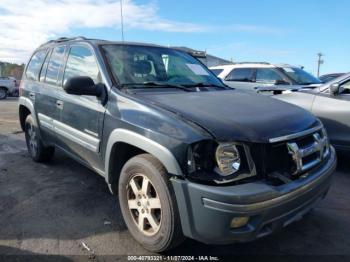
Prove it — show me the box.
[127,255,220,261]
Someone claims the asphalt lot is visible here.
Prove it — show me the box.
[0,97,350,259]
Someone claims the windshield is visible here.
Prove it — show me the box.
[281,67,321,85]
[102,45,225,88]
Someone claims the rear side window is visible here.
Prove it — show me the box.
[45,46,66,85]
[211,69,224,76]
[225,68,254,82]
[25,50,47,81]
[256,68,284,83]
[63,46,100,85]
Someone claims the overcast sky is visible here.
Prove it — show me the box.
[0,0,348,75]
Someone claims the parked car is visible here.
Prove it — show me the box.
[319,73,345,83]
[275,73,350,150]
[0,76,18,99]
[210,63,322,92]
[19,37,336,252]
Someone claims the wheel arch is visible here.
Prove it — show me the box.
[105,129,183,185]
[18,97,38,131]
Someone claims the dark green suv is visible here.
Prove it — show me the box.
[19,37,336,252]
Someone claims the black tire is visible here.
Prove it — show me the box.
[24,115,55,162]
[118,153,184,252]
[0,87,7,100]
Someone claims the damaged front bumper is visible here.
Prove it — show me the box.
[171,147,336,244]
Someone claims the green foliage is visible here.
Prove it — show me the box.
[0,62,25,79]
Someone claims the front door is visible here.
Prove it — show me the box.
[56,44,106,172]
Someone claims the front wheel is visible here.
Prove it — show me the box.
[24,115,55,162]
[118,154,184,252]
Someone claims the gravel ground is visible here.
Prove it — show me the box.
[0,97,350,261]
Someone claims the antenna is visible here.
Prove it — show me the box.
[120,0,125,41]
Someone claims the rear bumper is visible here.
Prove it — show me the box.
[171,147,336,245]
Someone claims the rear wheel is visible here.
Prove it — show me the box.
[0,87,7,100]
[24,115,55,162]
[118,154,184,252]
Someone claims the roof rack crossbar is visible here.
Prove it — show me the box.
[40,36,87,47]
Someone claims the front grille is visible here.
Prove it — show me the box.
[251,127,330,181]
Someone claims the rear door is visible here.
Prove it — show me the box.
[312,78,350,149]
[56,44,106,172]
[35,45,67,144]
[223,68,255,90]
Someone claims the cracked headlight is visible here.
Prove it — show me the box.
[186,140,256,184]
[215,143,241,176]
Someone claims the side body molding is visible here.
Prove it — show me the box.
[105,129,183,180]
[18,96,38,126]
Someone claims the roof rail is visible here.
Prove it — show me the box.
[39,36,87,47]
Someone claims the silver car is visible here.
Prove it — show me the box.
[275,72,350,150]
[210,63,322,92]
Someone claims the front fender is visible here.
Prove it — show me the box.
[104,129,183,181]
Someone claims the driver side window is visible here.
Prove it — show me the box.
[63,45,100,86]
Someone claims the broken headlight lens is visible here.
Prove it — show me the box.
[186,141,255,184]
[215,143,241,176]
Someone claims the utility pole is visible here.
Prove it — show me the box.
[317,53,324,77]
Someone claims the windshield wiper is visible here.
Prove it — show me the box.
[299,82,320,86]
[182,82,226,88]
[120,82,192,92]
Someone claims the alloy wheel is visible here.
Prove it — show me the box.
[126,174,162,236]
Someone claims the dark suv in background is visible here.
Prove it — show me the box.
[19,37,336,252]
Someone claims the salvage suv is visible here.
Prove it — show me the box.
[19,37,336,252]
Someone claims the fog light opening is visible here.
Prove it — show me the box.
[230,216,250,229]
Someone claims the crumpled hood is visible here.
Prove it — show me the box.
[136,89,319,143]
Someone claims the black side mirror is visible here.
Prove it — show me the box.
[64,76,102,96]
[330,83,340,95]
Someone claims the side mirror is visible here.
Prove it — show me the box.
[330,83,340,95]
[63,76,102,96]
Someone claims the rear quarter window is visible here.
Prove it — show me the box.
[25,50,47,81]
